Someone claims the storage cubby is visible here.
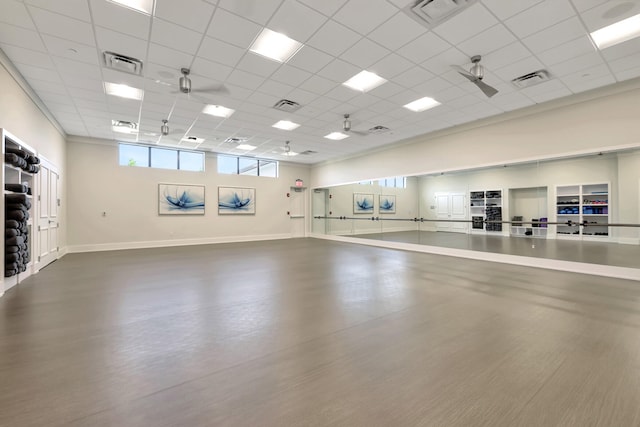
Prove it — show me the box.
[469,189,502,232]
[509,187,548,238]
[556,183,609,239]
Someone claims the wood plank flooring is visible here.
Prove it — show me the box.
[1,238,640,426]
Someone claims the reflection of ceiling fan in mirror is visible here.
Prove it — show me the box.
[342,114,369,136]
[451,55,499,98]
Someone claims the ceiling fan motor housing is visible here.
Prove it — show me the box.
[179,68,191,93]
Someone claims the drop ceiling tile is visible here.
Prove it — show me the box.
[297,0,347,17]
[537,36,595,67]
[612,65,640,82]
[217,0,283,26]
[270,64,313,87]
[28,78,68,95]
[505,0,575,39]
[569,0,609,13]
[147,43,195,72]
[102,69,145,89]
[394,66,434,89]
[367,11,426,51]
[550,51,605,77]
[268,0,327,43]
[1,1,36,30]
[342,38,391,69]
[257,79,296,97]
[601,37,640,62]
[487,91,534,110]
[483,41,531,70]
[306,19,361,57]
[446,93,484,109]
[421,48,469,75]
[90,0,152,40]
[207,8,262,49]
[369,53,413,79]
[367,98,397,114]
[154,0,216,33]
[0,23,46,52]
[287,45,334,74]
[608,55,640,74]
[80,108,112,119]
[396,31,451,64]
[561,69,616,93]
[482,0,544,20]
[579,0,640,32]
[333,0,398,35]
[74,98,110,110]
[324,85,358,102]
[29,7,95,45]
[523,17,587,54]
[493,56,546,81]
[190,57,233,82]
[68,86,107,103]
[433,85,469,102]
[368,81,405,99]
[524,84,572,104]
[225,69,266,91]
[457,24,517,58]
[414,76,453,94]
[0,44,53,68]
[53,57,102,82]
[222,83,254,101]
[60,75,104,92]
[320,58,362,83]
[27,0,91,21]
[37,90,76,105]
[236,53,282,77]
[15,63,60,83]
[196,37,245,68]
[94,27,148,63]
[151,18,202,55]
[433,3,499,45]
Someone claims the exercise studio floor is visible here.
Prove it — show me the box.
[1,238,640,426]
[351,230,640,269]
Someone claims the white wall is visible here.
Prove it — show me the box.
[66,139,310,251]
[311,80,640,188]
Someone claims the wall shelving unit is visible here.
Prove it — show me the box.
[556,183,609,240]
[469,189,502,233]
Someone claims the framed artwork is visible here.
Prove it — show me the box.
[353,193,374,214]
[218,186,256,215]
[158,184,205,215]
[379,195,396,214]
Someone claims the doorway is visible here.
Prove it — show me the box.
[36,157,60,271]
[435,192,467,233]
[289,187,306,238]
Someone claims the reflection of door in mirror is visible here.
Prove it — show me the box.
[312,189,328,234]
[435,192,467,233]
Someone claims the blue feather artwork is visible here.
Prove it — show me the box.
[379,195,396,214]
[218,187,255,214]
[353,193,374,214]
[159,184,205,215]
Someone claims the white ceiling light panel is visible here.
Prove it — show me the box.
[343,70,388,92]
[272,120,300,130]
[107,0,154,15]
[403,97,441,112]
[324,132,349,140]
[202,104,235,118]
[104,82,143,100]
[250,28,304,63]
[590,13,640,50]
[237,144,257,151]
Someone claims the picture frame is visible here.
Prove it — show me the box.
[218,186,256,215]
[353,193,374,214]
[158,183,205,215]
[379,195,396,214]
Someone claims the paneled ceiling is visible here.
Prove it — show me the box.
[1,0,640,164]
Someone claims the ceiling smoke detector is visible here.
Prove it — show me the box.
[511,70,551,89]
[103,51,143,75]
[404,0,479,29]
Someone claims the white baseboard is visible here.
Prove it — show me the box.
[311,234,640,281]
[618,237,640,245]
[66,234,293,253]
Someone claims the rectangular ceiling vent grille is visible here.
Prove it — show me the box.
[368,125,390,134]
[404,0,479,29]
[273,99,301,112]
[103,51,143,75]
[224,137,247,144]
[300,150,317,155]
[511,70,551,89]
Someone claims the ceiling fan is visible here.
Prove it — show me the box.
[158,119,185,139]
[452,55,499,98]
[159,68,229,97]
[342,114,369,136]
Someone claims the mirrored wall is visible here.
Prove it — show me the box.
[312,149,640,269]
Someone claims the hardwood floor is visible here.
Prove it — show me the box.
[1,238,640,426]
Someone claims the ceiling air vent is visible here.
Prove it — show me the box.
[511,70,551,89]
[273,99,301,113]
[404,0,479,29]
[299,150,317,155]
[224,137,247,144]
[368,125,390,134]
[103,51,143,76]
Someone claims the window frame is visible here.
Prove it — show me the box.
[118,143,205,172]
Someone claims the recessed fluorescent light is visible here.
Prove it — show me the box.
[283,151,299,157]
[250,28,303,63]
[104,82,143,100]
[403,97,441,112]
[202,104,235,118]
[343,70,387,92]
[324,132,349,141]
[272,120,300,131]
[106,0,154,15]
[237,144,256,151]
[590,13,640,49]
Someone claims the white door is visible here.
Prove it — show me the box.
[312,189,327,234]
[289,188,306,238]
[36,158,59,270]
[435,192,468,233]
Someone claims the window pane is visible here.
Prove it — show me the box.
[239,158,258,176]
[217,155,238,174]
[179,151,204,172]
[119,144,149,167]
[150,148,178,169]
[259,160,277,177]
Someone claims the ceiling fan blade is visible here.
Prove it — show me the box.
[474,80,499,98]
[451,65,477,82]
[191,84,230,95]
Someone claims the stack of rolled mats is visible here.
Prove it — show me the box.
[5,192,31,277]
[5,147,40,174]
